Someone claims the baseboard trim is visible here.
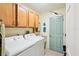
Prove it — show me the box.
[66,48,71,56]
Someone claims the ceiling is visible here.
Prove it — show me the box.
[22,3,65,14]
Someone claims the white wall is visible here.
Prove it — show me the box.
[39,8,66,48]
[66,3,79,56]
[74,4,79,56]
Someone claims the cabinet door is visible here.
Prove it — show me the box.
[0,4,16,27]
[17,5,28,27]
[35,14,39,28]
[28,11,35,27]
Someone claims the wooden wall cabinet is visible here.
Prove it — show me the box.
[34,13,39,32]
[17,5,28,27]
[35,14,39,28]
[0,4,16,27]
[28,10,35,27]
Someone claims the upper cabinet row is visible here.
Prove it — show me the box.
[0,4,39,28]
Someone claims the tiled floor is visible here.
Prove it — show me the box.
[45,49,63,56]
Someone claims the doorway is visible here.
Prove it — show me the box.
[49,15,64,53]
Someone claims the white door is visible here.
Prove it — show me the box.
[49,16,63,53]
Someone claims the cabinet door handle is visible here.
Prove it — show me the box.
[65,33,66,37]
